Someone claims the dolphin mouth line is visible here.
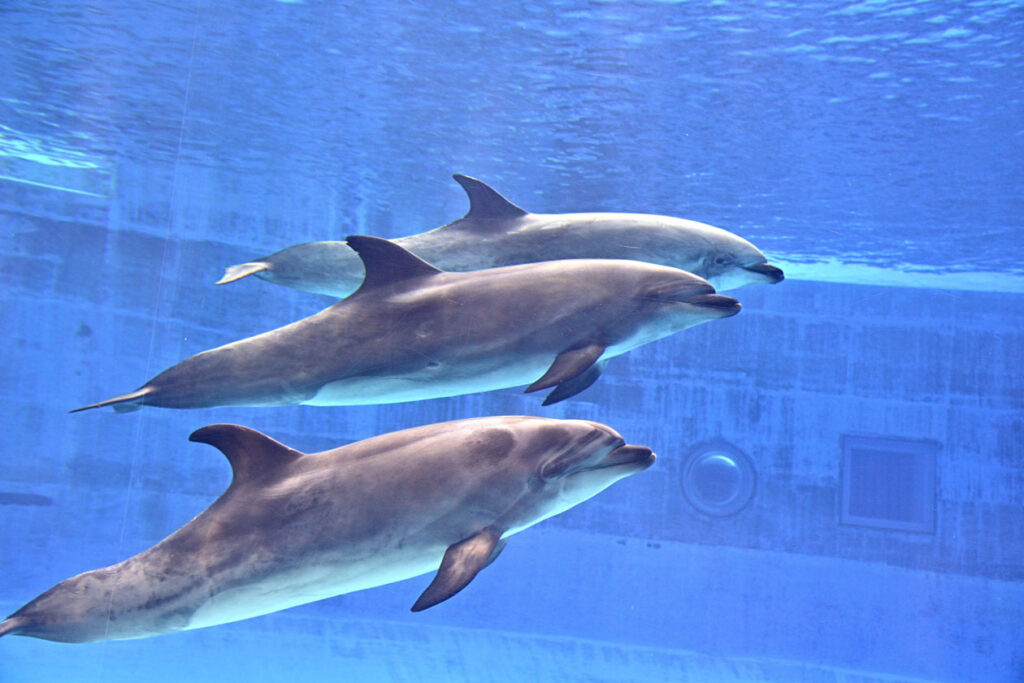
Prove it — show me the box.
[593,444,656,470]
[743,262,785,283]
[686,293,742,315]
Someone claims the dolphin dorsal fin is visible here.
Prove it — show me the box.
[453,174,529,222]
[189,424,303,485]
[346,235,443,295]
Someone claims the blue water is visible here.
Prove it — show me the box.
[1,1,1022,681]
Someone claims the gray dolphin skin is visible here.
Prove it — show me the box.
[0,417,655,642]
[217,174,784,297]
[72,235,741,413]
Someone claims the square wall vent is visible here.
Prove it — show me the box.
[840,434,939,534]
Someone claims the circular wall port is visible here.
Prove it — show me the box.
[681,441,756,516]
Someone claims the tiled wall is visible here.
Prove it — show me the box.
[1,166,1021,681]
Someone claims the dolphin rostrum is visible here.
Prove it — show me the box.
[217,174,784,297]
[0,417,655,642]
[72,236,741,413]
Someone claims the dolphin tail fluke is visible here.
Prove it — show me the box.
[71,387,153,413]
[216,262,271,285]
[0,617,24,638]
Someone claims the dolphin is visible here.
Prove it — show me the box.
[217,174,784,297]
[72,235,740,413]
[0,417,655,642]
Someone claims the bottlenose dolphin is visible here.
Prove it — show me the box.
[73,236,740,413]
[217,174,783,297]
[0,417,654,642]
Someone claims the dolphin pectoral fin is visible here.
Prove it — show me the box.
[526,344,606,395]
[411,527,502,612]
[483,537,507,569]
[216,262,271,285]
[541,359,608,406]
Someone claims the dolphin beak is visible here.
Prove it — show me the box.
[686,293,742,318]
[743,262,785,283]
[600,444,656,471]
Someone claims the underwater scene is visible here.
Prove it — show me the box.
[1,1,1022,681]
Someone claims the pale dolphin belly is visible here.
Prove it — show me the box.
[303,354,558,406]
[302,329,672,407]
[186,545,447,631]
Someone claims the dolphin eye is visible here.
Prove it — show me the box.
[713,255,730,266]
